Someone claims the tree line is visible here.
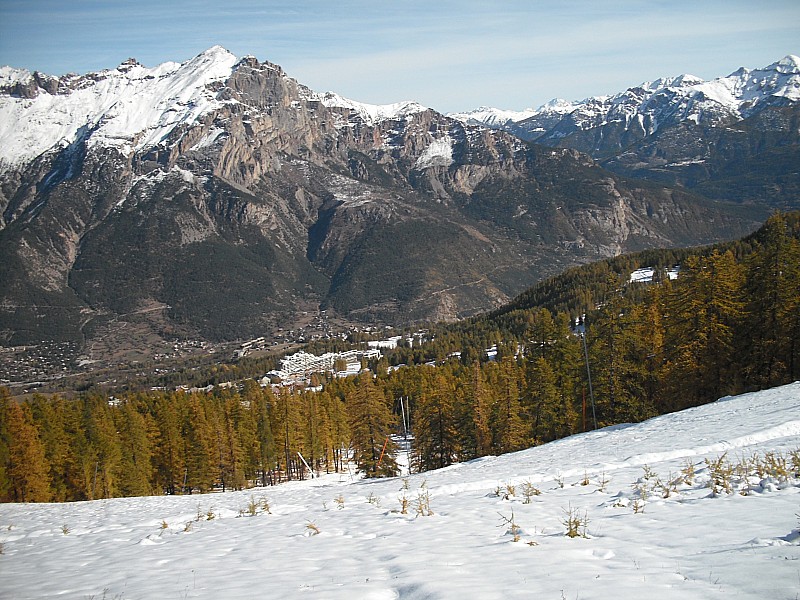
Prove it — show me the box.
[1,212,798,502]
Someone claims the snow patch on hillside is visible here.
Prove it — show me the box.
[415,135,454,169]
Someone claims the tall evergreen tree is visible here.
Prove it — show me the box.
[743,213,800,388]
[183,395,215,493]
[524,355,562,444]
[116,399,154,497]
[490,357,527,453]
[153,393,186,495]
[348,373,398,477]
[27,395,75,501]
[3,399,51,502]
[413,369,459,471]
[252,387,278,485]
[665,251,744,408]
[85,397,123,499]
[274,388,302,481]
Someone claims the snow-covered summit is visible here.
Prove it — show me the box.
[448,105,538,128]
[0,46,242,166]
[314,91,428,125]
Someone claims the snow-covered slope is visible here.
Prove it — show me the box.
[2,382,799,599]
[451,55,800,142]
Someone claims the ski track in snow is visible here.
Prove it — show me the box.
[1,382,799,599]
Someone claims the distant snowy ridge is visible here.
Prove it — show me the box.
[448,105,540,127]
[450,54,800,137]
[313,91,427,125]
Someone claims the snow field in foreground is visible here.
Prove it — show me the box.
[1,382,800,599]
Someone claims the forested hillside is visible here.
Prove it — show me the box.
[1,212,798,502]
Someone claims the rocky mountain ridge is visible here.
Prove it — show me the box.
[451,55,800,145]
[0,47,766,359]
[451,55,800,207]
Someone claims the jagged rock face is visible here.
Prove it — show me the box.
[0,48,765,349]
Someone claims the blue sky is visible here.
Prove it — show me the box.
[1,1,798,113]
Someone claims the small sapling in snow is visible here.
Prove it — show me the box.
[415,488,433,517]
[305,521,320,536]
[521,481,541,504]
[561,504,589,538]
[681,459,695,486]
[705,453,733,496]
[398,493,409,514]
[498,510,521,542]
[596,471,609,493]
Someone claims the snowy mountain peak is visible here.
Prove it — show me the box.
[447,105,540,128]
[772,54,800,74]
[642,73,704,91]
[534,97,581,114]
[0,46,436,167]
[0,47,241,166]
[116,58,142,72]
[315,91,428,125]
[0,65,32,87]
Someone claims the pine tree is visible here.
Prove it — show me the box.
[85,397,122,499]
[300,390,324,477]
[665,251,744,408]
[183,394,215,493]
[238,381,267,485]
[0,389,13,501]
[274,388,302,481]
[153,393,186,495]
[413,369,459,471]
[467,362,493,458]
[116,398,154,497]
[490,357,528,453]
[347,372,398,477]
[743,213,800,388]
[219,394,246,491]
[524,355,562,444]
[26,395,75,501]
[4,399,51,502]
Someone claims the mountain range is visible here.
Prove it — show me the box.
[451,55,800,207]
[0,47,795,359]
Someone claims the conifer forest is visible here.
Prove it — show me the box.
[1,213,799,503]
